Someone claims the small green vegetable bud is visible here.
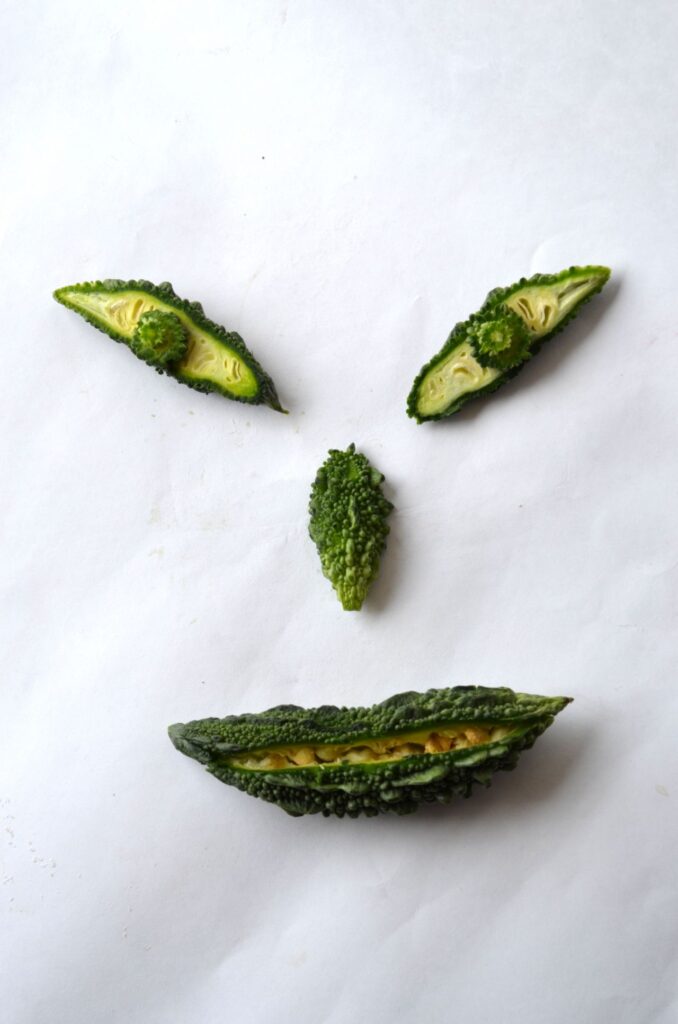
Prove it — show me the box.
[470,311,531,371]
[130,310,188,370]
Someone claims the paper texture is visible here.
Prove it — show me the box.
[2,2,677,1021]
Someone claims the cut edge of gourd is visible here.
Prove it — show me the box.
[229,722,521,771]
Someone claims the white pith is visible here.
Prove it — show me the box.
[417,342,500,416]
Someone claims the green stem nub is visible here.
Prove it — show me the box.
[470,311,531,371]
[130,310,188,370]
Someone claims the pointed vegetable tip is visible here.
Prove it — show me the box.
[168,723,214,764]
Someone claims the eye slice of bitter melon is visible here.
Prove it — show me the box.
[53,279,286,411]
[407,265,610,422]
[308,443,394,611]
[168,686,572,818]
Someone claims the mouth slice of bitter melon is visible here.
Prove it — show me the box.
[168,685,572,818]
[407,265,610,422]
[53,279,286,412]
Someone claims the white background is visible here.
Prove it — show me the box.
[2,2,677,1021]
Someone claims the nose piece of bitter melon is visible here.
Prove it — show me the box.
[407,265,611,422]
[308,443,394,612]
[168,685,573,819]
[53,278,287,412]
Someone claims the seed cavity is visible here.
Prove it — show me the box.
[507,275,599,335]
[189,339,217,371]
[230,723,517,772]
[558,278,591,299]
[226,358,242,381]
[106,296,154,331]
[418,342,500,416]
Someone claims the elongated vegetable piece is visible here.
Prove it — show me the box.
[169,686,571,818]
[309,443,393,611]
[54,279,286,411]
[407,265,611,422]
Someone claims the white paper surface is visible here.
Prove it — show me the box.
[2,2,677,1021]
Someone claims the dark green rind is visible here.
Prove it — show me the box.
[407,265,611,423]
[53,278,286,412]
[168,686,572,818]
[308,443,394,611]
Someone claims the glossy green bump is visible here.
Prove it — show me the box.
[407,265,611,422]
[54,278,286,411]
[169,686,572,818]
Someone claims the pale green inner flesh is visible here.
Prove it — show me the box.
[230,723,518,771]
[417,272,604,416]
[505,273,601,337]
[63,289,258,397]
[417,342,500,417]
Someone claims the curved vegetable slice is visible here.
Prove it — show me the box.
[169,685,572,818]
[54,279,286,411]
[407,265,610,422]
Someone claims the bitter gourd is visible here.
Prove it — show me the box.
[169,686,571,818]
[407,265,611,422]
[53,279,286,411]
[308,444,393,611]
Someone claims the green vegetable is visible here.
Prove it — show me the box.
[53,279,286,411]
[308,443,393,611]
[168,686,572,818]
[407,265,611,422]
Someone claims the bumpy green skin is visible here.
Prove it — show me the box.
[168,686,572,818]
[53,279,286,411]
[308,444,393,611]
[407,265,611,422]
[129,310,188,370]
